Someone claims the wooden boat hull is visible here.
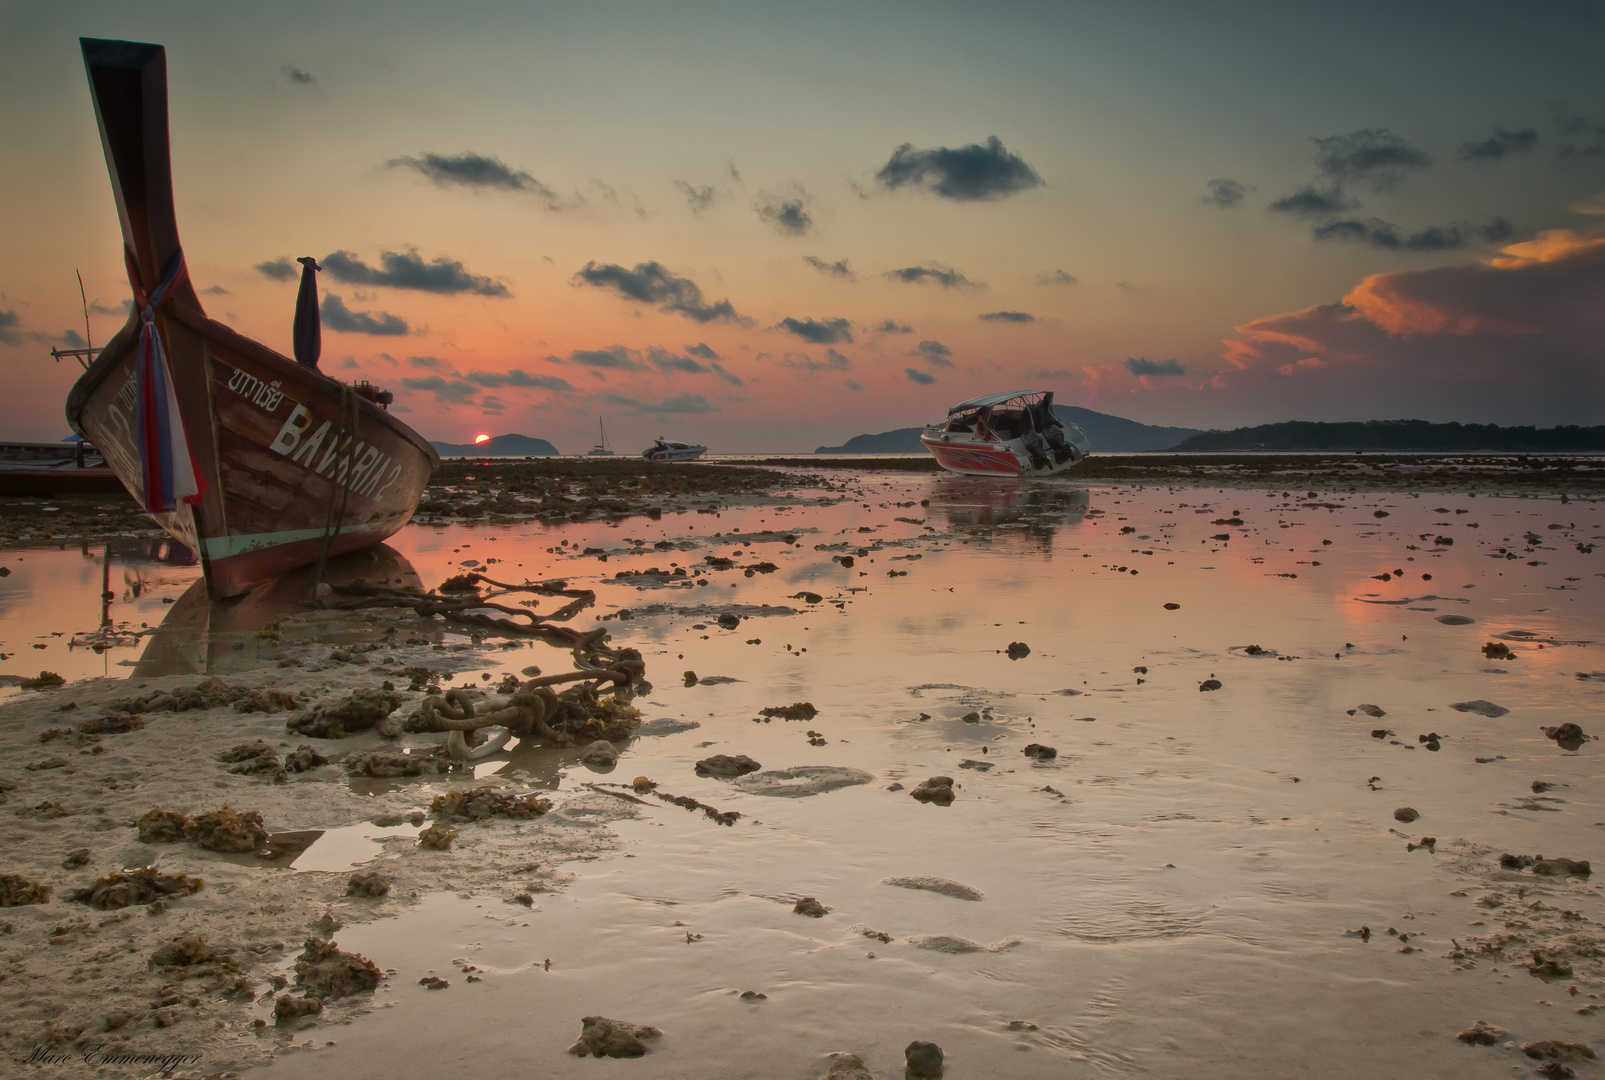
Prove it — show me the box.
[69,307,436,597]
[70,38,437,598]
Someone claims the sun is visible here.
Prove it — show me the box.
[473,434,491,444]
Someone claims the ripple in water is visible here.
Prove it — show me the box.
[1060,900,1207,943]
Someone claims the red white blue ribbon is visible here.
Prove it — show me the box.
[127,250,206,513]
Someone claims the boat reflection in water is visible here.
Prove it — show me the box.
[932,476,1090,549]
[134,544,421,678]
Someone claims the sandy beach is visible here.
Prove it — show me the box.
[1,458,1601,1079]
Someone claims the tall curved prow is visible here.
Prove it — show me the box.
[81,38,202,317]
[71,37,223,590]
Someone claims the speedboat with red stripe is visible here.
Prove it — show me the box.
[919,390,1089,476]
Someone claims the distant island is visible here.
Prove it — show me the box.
[430,434,559,457]
[816,406,1201,454]
[1175,420,1605,452]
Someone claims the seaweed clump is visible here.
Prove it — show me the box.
[187,806,270,852]
[0,874,53,906]
[72,866,203,910]
[430,787,552,821]
[286,688,403,739]
[112,677,296,714]
[138,806,268,852]
[293,938,382,999]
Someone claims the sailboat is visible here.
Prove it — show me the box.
[66,38,437,599]
[585,418,615,456]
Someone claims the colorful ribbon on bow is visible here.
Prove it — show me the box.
[126,249,206,513]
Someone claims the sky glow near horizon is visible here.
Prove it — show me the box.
[1,1,1602,453]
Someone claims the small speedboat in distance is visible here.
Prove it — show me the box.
[920,390,1089,476]
[641,436,707,462]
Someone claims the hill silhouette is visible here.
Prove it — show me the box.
[815,406,1200,453]
[1175,420,1605,452]
[430,433,559,457]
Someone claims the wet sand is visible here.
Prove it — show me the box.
[0,462,1601,1078]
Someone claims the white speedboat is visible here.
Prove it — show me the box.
[641,437,707,462]
[919,390,1089,476]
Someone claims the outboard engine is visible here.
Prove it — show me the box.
[1043,425,1073,464]
[1020,429,1050,471]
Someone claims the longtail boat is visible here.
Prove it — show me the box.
[67,38,438,598]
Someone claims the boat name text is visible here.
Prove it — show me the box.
[269,405,404,502]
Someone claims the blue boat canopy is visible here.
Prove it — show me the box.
[947,389,1052,414]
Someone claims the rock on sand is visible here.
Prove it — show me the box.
[882,876,984,901]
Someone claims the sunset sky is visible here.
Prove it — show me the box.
[2,1,1602,452]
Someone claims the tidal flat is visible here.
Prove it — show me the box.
[0,461,1601,1079]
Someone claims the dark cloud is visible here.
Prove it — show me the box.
[844,379,864,391]
[978,310,1034,323]
[803,256,855,280]
[1267,184,1358,219]
[874,319,914,334]
[882,262,979,289]
[571,346,642,371]
[755,190,813,235]
[905,368,937,385]
[1124,357,1186,376]
[686,342,720,361]
[88,299,129,315]
[1312,217,1514,251]
[400,375,478,403]
[479,395,505,414]
[875,135,1043,201]
[0,309,22,346]
[255,257,297,282]
[1557,110,1605,157]
[673,180,719,214]
[281,65,315,85]
[321,249,508,297]
[388,152,563,204]
[466,369,575,392]
[409,355,451,371]
[1202,178,1251,209]
[778,349,851,375]
[574,261,745,324]
[58,328,87,348]
[600,391,717,414]
[648,348,712,375]
[915,340,953,367]
[1457,127,1538,162]
[1036,269,1078,287]
[320,294,409,336]
[776,316,852,344]
[1312,128,1433,190]
[199,285,228,296]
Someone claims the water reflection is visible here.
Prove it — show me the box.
[134,544,422,678]
[932,475,1089,548]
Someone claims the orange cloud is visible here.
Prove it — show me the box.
[1214,227,1605,423]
